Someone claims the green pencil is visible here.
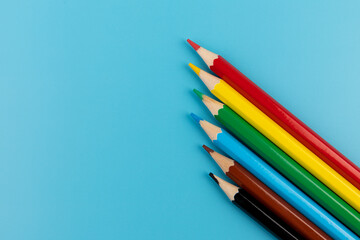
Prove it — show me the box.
[194,89,360,236]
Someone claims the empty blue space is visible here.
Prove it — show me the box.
[1,1,360,239]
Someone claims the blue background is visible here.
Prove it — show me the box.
[1,0,360,239]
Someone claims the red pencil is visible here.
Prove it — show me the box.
[187,39,360,190]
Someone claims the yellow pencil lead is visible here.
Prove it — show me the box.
[188,63,201,76]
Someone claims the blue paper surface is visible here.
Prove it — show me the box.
[1,1,360,239]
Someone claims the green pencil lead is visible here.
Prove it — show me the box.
[193,89,204,100]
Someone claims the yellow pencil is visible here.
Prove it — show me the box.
[189,63,360,213]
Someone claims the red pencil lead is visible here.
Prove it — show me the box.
[187,39,200,51]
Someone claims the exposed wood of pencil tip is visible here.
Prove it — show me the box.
[189,64,220,91]
[186,39,218,67]
[202,94,224,116]
[209,173,238,201]
[200,69,221,91]
[193,89,223,116]
[203,145,234,173]
[199,120,222,141]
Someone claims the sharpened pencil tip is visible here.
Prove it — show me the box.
[193,89,204,100]
[209,172,219,185]
[203,145,215,154]
[190,113,203,123]
[189,63,201,76]
[187,39,200,51]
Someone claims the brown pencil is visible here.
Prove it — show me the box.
[203,145,331,240]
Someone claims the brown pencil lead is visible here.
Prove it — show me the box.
[203,145,214,154]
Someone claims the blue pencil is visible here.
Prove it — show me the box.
[191,113,359,240]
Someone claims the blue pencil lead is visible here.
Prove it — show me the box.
[190,113,203,123]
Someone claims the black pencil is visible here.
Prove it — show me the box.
[209,173,304,240]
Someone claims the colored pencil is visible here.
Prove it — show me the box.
[191,115,359,240]
[209,173,304,240]
[206,148,331,240]
[187,39,360,191]
[195,90,360,235]
[189,64,360,213]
